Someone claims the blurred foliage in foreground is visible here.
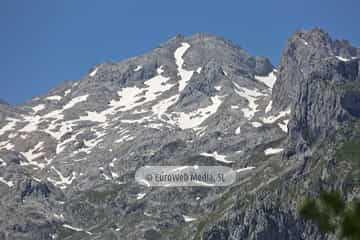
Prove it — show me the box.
[300,191,360,240]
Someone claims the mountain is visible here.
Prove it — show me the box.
[0,28,359,240]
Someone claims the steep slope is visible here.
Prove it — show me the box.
[0,29,358,240]
[201,29,360,240]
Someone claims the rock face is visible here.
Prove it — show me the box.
[0,29,359,240]
[272,28,360,153]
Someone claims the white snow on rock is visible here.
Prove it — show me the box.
[194,126,207,137]
[82,130,106,154]
[134,65,143,72]
[32,104,45,113]
[214,85,222,91]
[255,70,277,89]
[64,89,71,96]
[175,42,194,92]
[46,95,62,101]
[0,158,6,167]
[223,70,228,76]
[102,173,111,180]
[19,115,41,132]
[235,166,255,173]
[233,82,266,120]
[183,215,197,222]
[110,67,173,112]
[48,167,76,189]
[21,142,46,168]
[62,224,92,235]
[136,193,146,200]
[111,171,119,178]
[89,67,98,77]
[175,95,223,129]
[235,126,241,135]
[0,141,14,151]
[115,131,134,143]
[196,67,202,73]
[262,109,291,124]
[144,212,152,217]
[264,148,284,156]
[278,119,289,133]
[151,95,178,121]
[56,129,84,154]
[336,56,350,62]
[200,151,233,163]
[63,94,89,110]
[231,105,239,109]
[0,177,14,187]
[0,118,19,136]
[79,111,107,123]
[250,122,263,128]
[300,39,309,46]
[265,100,272,113]
[8,133,17,139]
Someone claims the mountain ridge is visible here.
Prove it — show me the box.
[0,27,359,240]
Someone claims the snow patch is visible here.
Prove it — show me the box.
[262,109,291,124]
[79,111,107,123]
[175,96,223,129]
[336,56,350,62]
[300,39,309,46]
[0,118,19,136]
[255,70,277,89]
[278,119,289,133]
[110,68,173,112]
[136,193,146,200]
[89,68,98,77]
[200,151,232,163]
[233,82,266,120]
[265,100,272,113]
[250,122,263,128]
[0,158,6,167]
[32,104,45,113]
[21,142,46,168]
[62,224,92,235]
[235,166,255,173]
[175,42,194,92]
[63,95,89,110]
[134,65,143,72]
[235,126,241,135]
[64,89,71,96]
[46,95,62,101]
[0,177,14,187]
[264,148,284,156]
[183,215,197,222]
[48,167,76,189]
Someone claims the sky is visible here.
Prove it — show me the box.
[1,0,360,105]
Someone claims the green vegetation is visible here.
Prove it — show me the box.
[300,191,360,240]
[336,140,360,185]
[299,140,360,239]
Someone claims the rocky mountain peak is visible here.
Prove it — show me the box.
[271,28,360,154]
[0,28,359,240]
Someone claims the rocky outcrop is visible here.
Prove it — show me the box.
[272,28,360,153]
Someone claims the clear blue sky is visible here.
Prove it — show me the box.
[1,0,359,105]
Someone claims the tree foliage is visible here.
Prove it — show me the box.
[300,191,360,240]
